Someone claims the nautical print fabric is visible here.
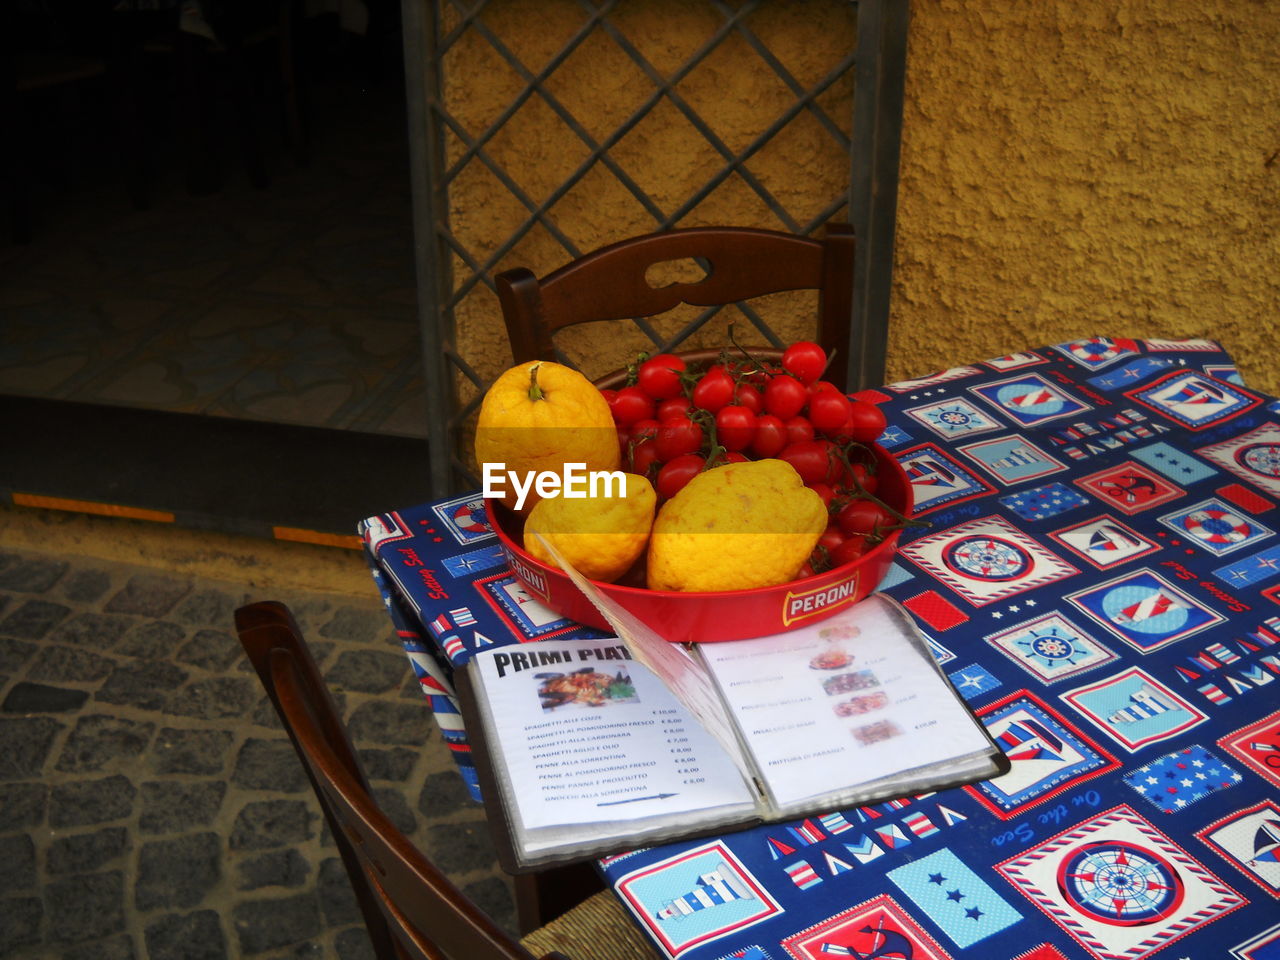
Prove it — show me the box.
[365,337,1280,958]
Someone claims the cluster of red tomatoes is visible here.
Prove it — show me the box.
[600,340,906,573]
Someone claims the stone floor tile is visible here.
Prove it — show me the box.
[49,774,137,828]
[55,714,156,773]
[164,675,258,720]
[356,746,417,782]
[61,932,138,960]
[139,781,227,834]
[333,927,376,960]
[343,699,432,746]
[177,628,244,673]
[2,680,89,713]
[45,870,127,944]
[135,833,222,910]
[95,661,189,712]
[1,598,70,639]
[48,612,136,649]
[231,894,324,954]
[0,833,37,892]
[0,555,67,592]
[229,799,317,851]
[143,910,229,960]
[324,648,408,694]
[58,568,114,605]
[0,635,37,672]
[0,715,65,779]
[26,644,117,683]
[0,895,43,953]
[105,573,193,618]
[0,781,47,828]
[231,738,311,793]
[47,827,131,875]
[236,849,312,891]
[149,727,234,775]
[115,619,186,659]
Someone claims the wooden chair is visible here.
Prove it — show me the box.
[496,224,855,389]
[235,601,659,960]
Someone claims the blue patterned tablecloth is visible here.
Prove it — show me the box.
[362,337,1280,960]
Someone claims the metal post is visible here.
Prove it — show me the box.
[401,0,454,496]
[849,0,910,391]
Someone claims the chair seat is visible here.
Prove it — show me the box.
[520,890,660,960]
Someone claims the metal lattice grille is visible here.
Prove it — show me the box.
[401,0,909,493]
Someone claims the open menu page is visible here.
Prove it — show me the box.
[699,595,995,810]
[471,636,756,832]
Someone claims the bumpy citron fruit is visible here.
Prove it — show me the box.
[648,459,828,592]
[523,472,656,583]
[475,361,620,511]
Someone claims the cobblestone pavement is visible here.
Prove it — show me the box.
[0,547,515,959]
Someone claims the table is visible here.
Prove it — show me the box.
[363,337,1280,960]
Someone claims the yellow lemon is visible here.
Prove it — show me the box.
[647,459,827,592]
[524,473,656,582]
[475,361,620,511]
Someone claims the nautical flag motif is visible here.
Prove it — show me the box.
[443,635,465,659]
[766,837,795,860]
[1207,642,1241,664]
[429,613,451,636]
[784,861,822,890]
[1199,683,1232,705]
[936,803,968,827]
[450,606,477,626]
[843,835,884,864]
[823,851,854,876]
[875,824,911,850]
[788,820,824,846]
[819,811,854,835]
[904,811,939,838]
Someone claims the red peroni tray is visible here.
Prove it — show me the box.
[486,442,913,643]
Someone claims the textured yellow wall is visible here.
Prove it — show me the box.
[444,1,1279,399]
[892,0,1279,394]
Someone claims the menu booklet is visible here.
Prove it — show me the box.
[458,594,1008,871]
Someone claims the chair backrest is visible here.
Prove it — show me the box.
[235,601,547,960]
[496,224,855,388]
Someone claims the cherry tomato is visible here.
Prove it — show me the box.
[844,399,887,443]
[845,461,878,495]
[750,414,787,459]
[808,482,836,509]
[782,341,827,384]
[715,404,757,452]
[836,498,892,539]
[764,374,808,419]
[733,382,763,415]
[797,561,817,579]
[817,524,846,553]
[692,371,735,413]
[630,418,660,443]
[657,396,693,422]
[630,438,660,476]
[656,454,704,499]
[599,388,618,407]
[830,538,866,567]
[636,353,686,400]
[609,386,655,426]
[784,415,815,445]
[654,415,704,462]
[779,440,838,485]
[808,390,852,433]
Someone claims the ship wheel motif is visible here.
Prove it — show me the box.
[1023,629,1082,666]
[944,536,1031,581]
[1236,442,1280,480]
[1056,840,1185,927]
